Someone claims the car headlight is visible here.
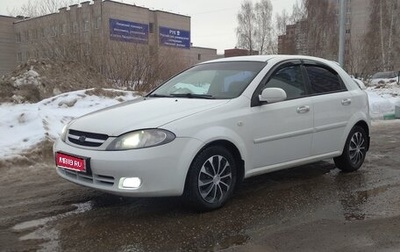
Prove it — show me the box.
[107,129,175,150]
[60,124,68,142]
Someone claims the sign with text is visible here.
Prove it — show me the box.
[109,18,148,43]
[159,26,190,49]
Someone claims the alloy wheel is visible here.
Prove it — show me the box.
[198,155,233,204]
[349,131,366,166]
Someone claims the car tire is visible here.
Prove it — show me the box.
[334,126,368,172]
[184,146,237,211]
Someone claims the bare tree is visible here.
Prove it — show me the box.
[254,0,274,54]
[236,0,274,54]
[9,0,77,17]
[236,1,256,53]
[301,0,338,59]
[289,1,306,24]
[275,9,289,36]
[365,0,400,73]
[275,1,306,37]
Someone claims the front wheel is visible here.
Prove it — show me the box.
[184,146,237,211]
[334,126,368,172]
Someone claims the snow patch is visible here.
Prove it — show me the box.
[13,69,41,87]
[0,89,138,159]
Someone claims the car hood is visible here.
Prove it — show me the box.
[68,97,229,136]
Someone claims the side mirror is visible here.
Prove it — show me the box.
[259,88,287,103]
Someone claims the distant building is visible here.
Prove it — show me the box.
[0,0,219,78]
[189,46,223,65]
[278,24,296,55]
[276,0,391,74]
[224,48,258,57]
[0,15,19,76]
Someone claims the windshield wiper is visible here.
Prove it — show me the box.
[147,93,171,98]
[170,93,215,99]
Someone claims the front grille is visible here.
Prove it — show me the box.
[68,129,108,147]
[59,167,115,187]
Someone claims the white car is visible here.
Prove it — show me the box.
[353,78,366,90]
[54,55,371,210]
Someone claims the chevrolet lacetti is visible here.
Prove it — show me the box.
[54,55,370,210]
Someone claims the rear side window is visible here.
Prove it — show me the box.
[305,66,346,94]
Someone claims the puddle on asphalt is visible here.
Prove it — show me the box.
[340,184,397,221]
[12,201,93,251]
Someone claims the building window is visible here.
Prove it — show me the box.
[32,29,38,40]
[60,23,67,35]
[95,17,101,29]
[17,52,23,62]
[16,32,21,43]
[24,30,29,41]
[82,43,90,55]
[50,26,57,37]
[83,19,89,32]
[40,28,45,38]
[198,54,201,60]
[149,23,154,33]
[73,22,78,33]
[346,29,351,34]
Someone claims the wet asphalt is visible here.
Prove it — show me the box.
[1,121,400,251]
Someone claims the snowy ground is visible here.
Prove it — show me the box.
[0,89,138,159]
[0,86,399,160]
[367,82,400,119]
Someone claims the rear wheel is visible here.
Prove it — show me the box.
[334,126,368,172]
[185,146,237,211]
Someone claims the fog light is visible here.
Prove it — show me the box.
[119,177,141,189]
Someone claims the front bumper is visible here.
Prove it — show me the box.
[53,137,202,197]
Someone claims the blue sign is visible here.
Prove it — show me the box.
[109,18,148,43]
[159,26,190,49]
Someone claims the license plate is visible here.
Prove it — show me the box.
[56,153,86,172]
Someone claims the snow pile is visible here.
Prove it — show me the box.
[12,68,41,87]
[0,89,138,159]
[366,82,400,120]
[0,59,111,103]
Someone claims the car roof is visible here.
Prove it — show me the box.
[199,54,335,64]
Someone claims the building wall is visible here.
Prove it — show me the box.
[0,15,18,76]
[4,0,217,78]
[349,0,370,41]
[189,47,221,65]
[277,0,372,73]
[277,23,304,55]
[346,0,371,73]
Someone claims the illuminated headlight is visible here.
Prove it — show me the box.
[107,129,175,150]
[119,177,142,189]
[60,124,68,142]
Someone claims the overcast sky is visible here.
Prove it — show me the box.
[0,0,297,54]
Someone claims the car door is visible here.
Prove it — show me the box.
[246,62,314,172]
[303,63,352,156]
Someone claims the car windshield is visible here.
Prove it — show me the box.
[149,61,266,99]
[372,71,397,79]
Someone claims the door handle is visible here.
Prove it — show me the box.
[297,105,310,114]
[342,98,351,106]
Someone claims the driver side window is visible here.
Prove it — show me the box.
[265,65,306,100]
